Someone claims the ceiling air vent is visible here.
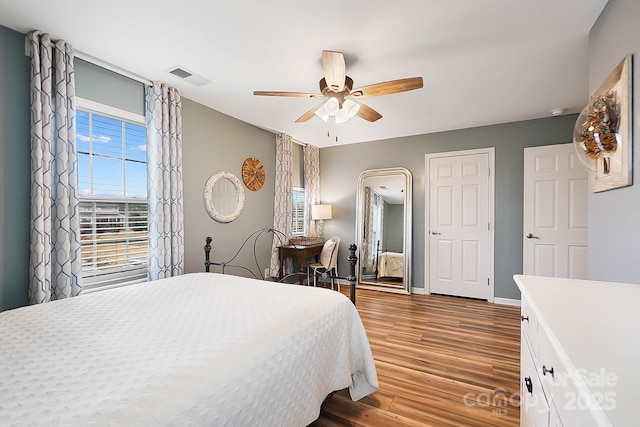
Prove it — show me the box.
[167,66,210,87]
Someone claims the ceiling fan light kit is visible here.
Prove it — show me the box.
[254,50,423,124]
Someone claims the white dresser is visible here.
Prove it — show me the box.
[514,275,639,426]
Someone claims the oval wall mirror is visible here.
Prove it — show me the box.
[203,171,246,223]
[355,167,412,294]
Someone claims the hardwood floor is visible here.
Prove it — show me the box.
[311,289,521,427]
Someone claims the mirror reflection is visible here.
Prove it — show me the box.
[213,178,238,215]
[356,168,412,294]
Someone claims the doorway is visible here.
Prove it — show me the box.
[425,148,494,301]
[523,144,588,278]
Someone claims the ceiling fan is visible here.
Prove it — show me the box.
[253,50,423,124]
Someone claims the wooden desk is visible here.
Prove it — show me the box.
[278,243,324,284]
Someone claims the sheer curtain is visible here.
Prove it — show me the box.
[270,134,294,275]
[145,82,185,280]
[28,31,82,304]
[303,144,320,237]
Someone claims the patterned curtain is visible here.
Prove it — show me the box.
[145,82,185,280]
[303,144,320,237]
[28,31,83,304]
[270,134,293,275]
[361,187,384,269]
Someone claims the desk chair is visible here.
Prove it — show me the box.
[307,236,340,290]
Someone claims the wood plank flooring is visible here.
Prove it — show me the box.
[311,289,521,427]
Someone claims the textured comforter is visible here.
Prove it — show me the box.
[0,272,378,426]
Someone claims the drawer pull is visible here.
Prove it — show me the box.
[521,315,529,322]
[542,365,554,378]
[524,376,533,394]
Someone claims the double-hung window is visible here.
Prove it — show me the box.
[291,187,306,236]
[76,99,148,292]
[291,143,306,236]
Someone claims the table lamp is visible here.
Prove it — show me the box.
[311,204,332,237]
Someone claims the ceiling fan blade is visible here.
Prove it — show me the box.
[357,103,383,122]
[350,77,423,98]
[322,50,346,93]
[295,103,324,123]
[253,91,323,98]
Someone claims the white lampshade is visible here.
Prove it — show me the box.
[335,99,360,124]
[311,204,332,220]
[314,106,329,121]
[324,98,339,116]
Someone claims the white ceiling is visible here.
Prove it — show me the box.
[0,0,608,148]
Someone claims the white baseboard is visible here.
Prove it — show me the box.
[493,297,521,307]
[411,287,428,295]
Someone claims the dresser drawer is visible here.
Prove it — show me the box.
[521,331,550,427]
[538,327,579,426]
[520,296,539,357]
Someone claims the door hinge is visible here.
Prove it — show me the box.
[488,223,491,231]
[488,168,491,176]
[487,278,490,286]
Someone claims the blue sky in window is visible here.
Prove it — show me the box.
[77,110,147,198]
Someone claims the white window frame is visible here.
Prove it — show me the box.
[76,97,148,292]
[291,186,306,236]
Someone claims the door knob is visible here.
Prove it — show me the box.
[431,231,441,235]
[525,233,539,239]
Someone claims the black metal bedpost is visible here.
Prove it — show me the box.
[204,236,212,272]
[347,244,358,305]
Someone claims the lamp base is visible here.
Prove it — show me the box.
[317,219,325,238]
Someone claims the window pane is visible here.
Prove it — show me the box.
[292,189,305,235]
[125,160,147,199]
[76,110,90,154]
[91,115,123,158]
[78,153,91,196]
[92,156,123,197]
[125,122,147,162]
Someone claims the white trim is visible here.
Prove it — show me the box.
[424,147,496,302]
[411,287,428,295]
[494,297,521,307]
[75,50,152,86]
[76,97,146,124]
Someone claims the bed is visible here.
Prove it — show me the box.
[0,265,378,424]
[376,251,404,279]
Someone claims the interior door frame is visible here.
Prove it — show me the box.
[424,147,495,302]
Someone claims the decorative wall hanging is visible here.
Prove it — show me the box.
[203,171,245,223]
[241,157,265,191]
[573,54,633,192]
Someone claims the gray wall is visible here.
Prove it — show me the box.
[181,98,276,277]
[587,0,640,283]
[320,115,577,299]
[383,202,403,252]
[0,26,30,311]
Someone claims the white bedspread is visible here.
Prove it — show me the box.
[378,252,404,278]
[0,273,378,426]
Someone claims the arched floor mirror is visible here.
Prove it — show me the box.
[355,167,412,294]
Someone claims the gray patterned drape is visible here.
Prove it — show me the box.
[303,144,320,237]
[28,31,83,304]
[362,187,383,268]
[145,82,185,280]
[270,134,294,275]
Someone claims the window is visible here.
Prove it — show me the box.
[76,100,148,292]
[291,187,305,235]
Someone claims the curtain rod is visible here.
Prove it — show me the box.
[74,50,153,87]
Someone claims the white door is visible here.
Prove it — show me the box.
[427,150,492,300]
[523,144,588,278]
